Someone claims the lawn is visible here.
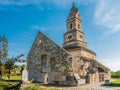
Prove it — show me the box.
[23,84,59,90]
[2,75,22,81]
[0,81,59,90]
[0,75,59,90]
[0,75,22,90]
[110,78,120,87]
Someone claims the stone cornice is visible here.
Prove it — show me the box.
[64,29,84,35]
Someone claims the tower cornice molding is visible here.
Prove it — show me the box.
[64,29,84,35]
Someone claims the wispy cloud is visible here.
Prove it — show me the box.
[94,0,120,36]
[0,0,93,11]
[0,0,43,11]
[30,25,46,31]
[0,0,88,6]
[0,0,41,6]
[99,58,120,72]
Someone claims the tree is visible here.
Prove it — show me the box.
[111,71,120,78]
[12,65,21,75]
[4,58,14,80]
[20,64,25,74]
[0,36,8,80]
[4,54,24,80]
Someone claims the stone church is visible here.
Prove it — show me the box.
[27,4,111,85]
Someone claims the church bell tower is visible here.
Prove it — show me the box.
[63,3,87,50]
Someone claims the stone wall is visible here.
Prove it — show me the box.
[27,32,110,85]
[67,48,96,78]
[81,49,96,59]
[27,32,73,84]
[104,70,111,80]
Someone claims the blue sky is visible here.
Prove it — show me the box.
[0,0,120,71]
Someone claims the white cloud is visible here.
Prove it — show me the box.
[94,0,120,35]
[98,58,120,72]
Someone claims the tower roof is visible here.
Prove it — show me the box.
[68,3,81,20]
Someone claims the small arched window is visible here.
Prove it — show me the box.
[68,35,72,40]
[41,54,47,66]
[78,24,80,29]
[70,23,72,29]
[80,35,82,38]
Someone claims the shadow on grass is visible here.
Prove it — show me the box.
[0,80,22,90]
[4,80,21,82]
[3,83,21,90]
[102,83,120,87]
[109,83,120,87]
[42,83,77,88]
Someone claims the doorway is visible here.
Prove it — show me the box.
[44,73,48,84]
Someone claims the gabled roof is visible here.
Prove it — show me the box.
[27,31,71,58]
[81,56,110,72]
[38,31,69,54]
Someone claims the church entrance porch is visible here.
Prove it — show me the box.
[85,73,99,84]
[99,73,104,82]
[98,67,105,82]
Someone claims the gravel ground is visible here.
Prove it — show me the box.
[56,83,120,90]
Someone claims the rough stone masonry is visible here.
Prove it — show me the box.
[27,4,111,85]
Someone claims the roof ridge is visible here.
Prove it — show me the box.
[38,31,70,55]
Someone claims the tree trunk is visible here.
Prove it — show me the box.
[0,66,2,80]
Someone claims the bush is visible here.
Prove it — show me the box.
[111,71,120,78]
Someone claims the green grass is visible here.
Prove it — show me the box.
[1,75,58,90]
[23,84,59,90]
[0,75,21,90]
[110,78,120,87]
[0,81,8,90]
[0,82,59,90]
[2,75,22,81]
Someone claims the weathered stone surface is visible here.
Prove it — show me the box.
[27,4,110,85]
[27,32,73,84]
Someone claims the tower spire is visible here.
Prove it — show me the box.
[63,3,87,50]
[67,3,81,21]
[67,3,81,31]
